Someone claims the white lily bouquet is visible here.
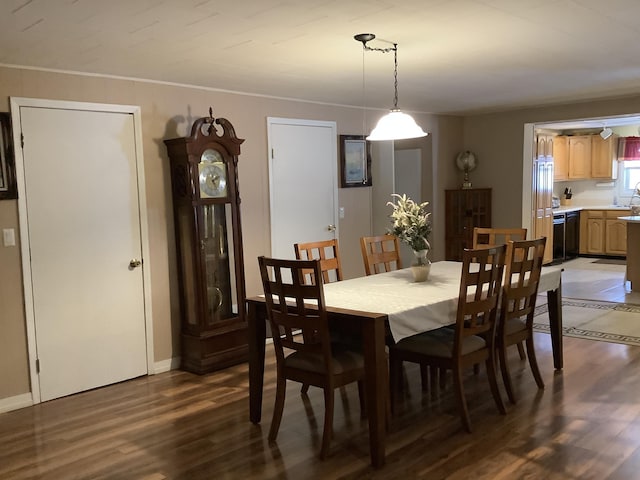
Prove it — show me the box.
[387,193,432,255]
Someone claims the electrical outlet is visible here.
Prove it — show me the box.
[3,228,16,247]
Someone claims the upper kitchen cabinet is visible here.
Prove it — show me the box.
[552,136,569,181]
[591,134,618,179]
[568,135,591,179]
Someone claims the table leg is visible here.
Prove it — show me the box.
[546,280,563,370]
[247,301,266,424]
[362,316,387,468]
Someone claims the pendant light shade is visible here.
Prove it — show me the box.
[355,33,428,142]
[367,109,428,141]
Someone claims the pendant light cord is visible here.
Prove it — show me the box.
[393,44,398,110]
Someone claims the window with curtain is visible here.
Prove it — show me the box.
[617,137,640,197]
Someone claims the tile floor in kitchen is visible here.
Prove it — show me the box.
[558,256,640,304]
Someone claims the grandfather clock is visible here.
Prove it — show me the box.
[164,109,247,374]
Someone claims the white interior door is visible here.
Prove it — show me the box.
[267,118,338,260]
[15,102,149,402]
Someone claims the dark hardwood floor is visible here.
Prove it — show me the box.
[3,333,640,479]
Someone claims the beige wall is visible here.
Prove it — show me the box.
[0,66,444,403]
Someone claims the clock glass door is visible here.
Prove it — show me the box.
[201,203,236,324]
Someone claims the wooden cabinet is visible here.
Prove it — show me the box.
[533,159,554,264]
[580,209,630,256]
[445,188,491,261]
[568,135,591,179]
[606,218,627,255]
[553,134,618,180]
[552,135,569,181]
[591,134,618,179]
[583,213,605,254]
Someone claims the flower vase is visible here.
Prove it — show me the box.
[411,249,431,282]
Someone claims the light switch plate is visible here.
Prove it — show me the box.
[339,207,345,219]
[3,228,15,247]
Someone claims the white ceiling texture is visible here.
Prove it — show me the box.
[2,0,640,124]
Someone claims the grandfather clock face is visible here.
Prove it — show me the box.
[198,148,227,198]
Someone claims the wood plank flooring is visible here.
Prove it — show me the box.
[3,331,640,479]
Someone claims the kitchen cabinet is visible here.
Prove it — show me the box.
[445,188,491,261]
[533,158,554,264]
[579,209,630,256]
[552,135,569,181]
[568,135,591,179]
[606,218,627,255]
[591,134,618,179]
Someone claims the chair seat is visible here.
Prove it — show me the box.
[504,318,527,336]
[285,345,364,374]
[394,327,486,358]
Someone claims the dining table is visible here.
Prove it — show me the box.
[246,260,564,468]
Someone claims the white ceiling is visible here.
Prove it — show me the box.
[3,0,640,118]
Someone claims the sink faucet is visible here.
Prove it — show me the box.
[628,181,640,207]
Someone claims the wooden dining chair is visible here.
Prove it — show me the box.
[294,239,343,394]
[473,227,527,250]
[389,245,507,432]
[473,227,528,361]
[257,256,366,459]
[294,239,343,285]
[497,237,547,404]
[360,234,403,276]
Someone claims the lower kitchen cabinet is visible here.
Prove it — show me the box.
[606,218,628,255]
[580,209,630,256]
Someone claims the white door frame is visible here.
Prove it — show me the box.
[10,97,155,404]
[266,117,339,254]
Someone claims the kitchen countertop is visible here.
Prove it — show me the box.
[553,205,632,214]
[618,216,640,223]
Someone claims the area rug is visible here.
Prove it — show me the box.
[534,299,640,346]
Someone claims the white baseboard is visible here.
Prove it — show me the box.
[0,392,33,414]
[153,356,180,374]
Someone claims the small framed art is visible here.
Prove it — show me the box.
[339,135,372,188]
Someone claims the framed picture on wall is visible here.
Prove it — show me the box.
[339,134,372,188]
[0,112,17,200]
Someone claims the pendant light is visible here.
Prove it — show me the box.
[354,33,428,141]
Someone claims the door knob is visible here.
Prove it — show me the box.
[129,259,142,269]
[327,224,336,232]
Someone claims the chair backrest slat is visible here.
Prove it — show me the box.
[455,246,506,346]
[294,239,343,285]
[258,256,332,367]
[500,238,547,332]
[360,234,403,275]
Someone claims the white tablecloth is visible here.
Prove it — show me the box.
[323,261,562,343]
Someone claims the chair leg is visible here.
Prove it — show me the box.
[499,341,517,405]
[429,365,438,393]
[526,336,545,390]
[268,375,287,443]
[516,342,526,360]
[389,354,402,414]
[420,364,429,392]
[357,380,367,419]
[320,387,335,459]
[486,354,507,416]
[439,367,447,389]
[452,365,472,433]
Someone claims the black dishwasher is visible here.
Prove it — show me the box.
[565,210,579,259]
[553,213,565,262]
